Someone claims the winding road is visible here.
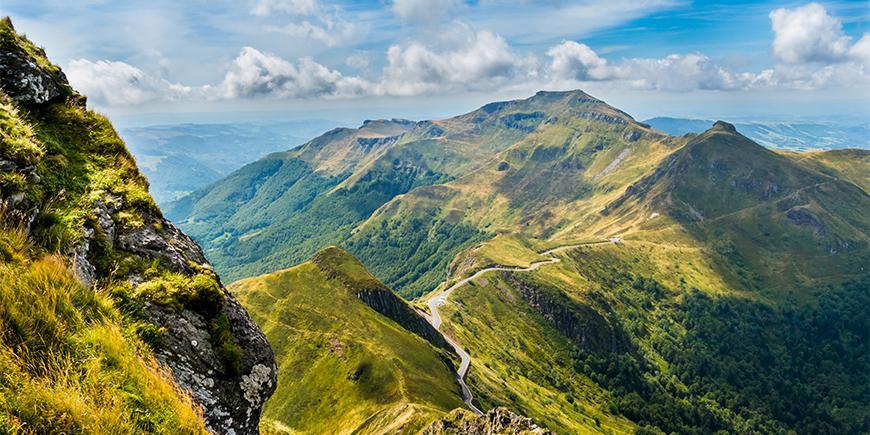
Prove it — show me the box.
[422,240,610,414]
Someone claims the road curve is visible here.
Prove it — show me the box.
[423,240,609,415]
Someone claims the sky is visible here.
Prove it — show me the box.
[2,0,869,126]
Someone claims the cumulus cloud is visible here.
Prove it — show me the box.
[547,41,611,81]
[66,59,192,106]
[379,30,537,95]
[250,0,319,16]
[545,42,753,91]
[392,0,462,22]
[215,47,371,99]
[543,38,870,92]
[849,34,870,65]
[67,2,870,108]
[770,3,852,64]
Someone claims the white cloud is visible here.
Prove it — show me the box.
[66,59,192,106]
[265,18,356,46]
[345,53,371,70]
[849,34,870,65]
[547,41,611,81]
[611,54,752,91]
[65,2,870,109]
[769,3,851,64]
[392,0,461,22]
[543,39,870,92]
[251,0,319,16]
[255,0,360,47]
[215,47,371,99]
[378,30,537,95]
[545,42,752,91]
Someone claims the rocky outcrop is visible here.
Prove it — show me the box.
[356,134,401,151]
[785,206,826,236]
[66,191,277,434]
[423,407,553,435]
[0,20,71,106]
[507,275,632,354]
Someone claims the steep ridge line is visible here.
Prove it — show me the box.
[421,240,612,415]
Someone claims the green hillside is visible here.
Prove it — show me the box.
[438,237,867,433]
[229,247,465,434]
[414,122,869,433]
[597,121,869,296]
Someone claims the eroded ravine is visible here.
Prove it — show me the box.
[422,240,611,414]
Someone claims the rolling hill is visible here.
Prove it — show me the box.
[167,90,681,295]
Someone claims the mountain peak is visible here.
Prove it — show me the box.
[710,120,737,133]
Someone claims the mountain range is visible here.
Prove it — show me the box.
[2,17,868,435]
[169,88,869,432]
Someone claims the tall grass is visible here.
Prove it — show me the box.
[0,229,206,434]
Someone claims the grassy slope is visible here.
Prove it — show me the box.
[0,228,205,433]
[438,233,867,433]
[0,18,218,432]
[168,107,534,284]
[781,148,870,192]
[230,247,463,434]
[589,123,869,298]
[170,90,677,294]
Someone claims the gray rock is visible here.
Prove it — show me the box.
[1,26,277,433]
[72,227,97,287]
[424,407,553,434]
[145,294,277,435]
[116,219,208,273]
[0,44,66,106]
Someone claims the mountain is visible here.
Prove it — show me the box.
[598,121,869,293]
[422,122,868,432]
[644,116,870,150]
[167,90,679,295]
[0,18,275,433]
[229,247,464,433]
[171,86,868,433]
[121,121,339,204]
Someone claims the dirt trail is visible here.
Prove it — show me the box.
[422,240,610,414]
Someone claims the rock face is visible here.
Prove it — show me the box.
[507,275,632,354]
[70,197,278,434]
[0,20,277,434]
[423,407,554,435]
[355,287,452,351]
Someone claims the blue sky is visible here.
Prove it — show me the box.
[1,0,868,125]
